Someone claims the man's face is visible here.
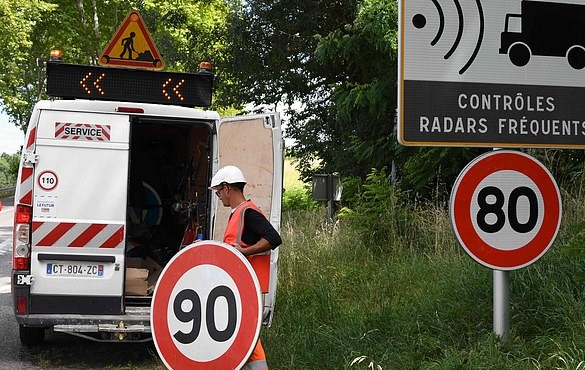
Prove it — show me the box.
[214,185,229,207]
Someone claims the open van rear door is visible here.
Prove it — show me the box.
[213,113,283,326]
[29,109,129,315]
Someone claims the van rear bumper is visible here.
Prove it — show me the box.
[15,306,151,332]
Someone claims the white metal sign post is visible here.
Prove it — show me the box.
[449,150,561,341]
[151,241,262,370]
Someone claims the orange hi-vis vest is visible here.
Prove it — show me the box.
[223,200,271,293]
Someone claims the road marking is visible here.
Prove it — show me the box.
[0,237,10,256]
[0,277,10,294]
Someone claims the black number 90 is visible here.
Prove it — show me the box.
[173,286,237,344]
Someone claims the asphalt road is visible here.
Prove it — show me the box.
[0,198,161,369]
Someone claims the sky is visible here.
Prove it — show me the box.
[0,112,24,154]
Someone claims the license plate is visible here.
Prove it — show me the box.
[46,263,104,277]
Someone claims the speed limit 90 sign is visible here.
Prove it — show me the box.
[449,150,562,271]
[151,241,262,370]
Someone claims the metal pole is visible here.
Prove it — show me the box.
[490,147,510,343]
[493,269,510,343]
[326,174,334,225]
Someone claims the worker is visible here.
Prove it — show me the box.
[210,165,282,370]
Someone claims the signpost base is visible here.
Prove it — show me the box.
[493,270,509,343]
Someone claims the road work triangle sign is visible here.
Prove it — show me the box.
[99,10,164,70]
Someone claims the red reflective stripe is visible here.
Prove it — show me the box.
[38,222,75,246]
[55,125,65,137]
[69,224,107,247]
[20,191,32,205]
[20,167,33,204]
[99,226,124,248]
[32,221,43,232]
[21,167,33,183]
[26,127,36,150]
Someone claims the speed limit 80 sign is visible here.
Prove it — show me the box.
[151,241,262,370]
[450,150,562,271]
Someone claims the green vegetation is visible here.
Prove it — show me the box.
[282,158,319,211]
[17,163,585,370]
[3,1,585,368]
[25,189,585,369]
[262,176,585,369]
[0,152,19,189]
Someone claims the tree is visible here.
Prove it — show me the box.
[0,0,239,133]
[307,0,398,179]
[230,0,398,181]
[0,152,20,188]
[231,0,487,195]
[229,0,360,181]
[0,0,55,131]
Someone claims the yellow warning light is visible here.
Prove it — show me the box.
[199,62,212,72]
[162,78,172,100]
[50,50,63,62]
[81,73,93,94]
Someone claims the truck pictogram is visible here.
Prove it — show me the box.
[500,1,585,69]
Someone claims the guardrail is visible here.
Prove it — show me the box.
[0,186,16,198]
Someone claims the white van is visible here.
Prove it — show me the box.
[12,92,283,345]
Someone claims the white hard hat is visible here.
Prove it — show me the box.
[209,165,247,188]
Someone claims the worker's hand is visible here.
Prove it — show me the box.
[232,243,246,255]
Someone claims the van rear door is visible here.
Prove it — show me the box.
[29,109,129,315]
[213,113,283,325]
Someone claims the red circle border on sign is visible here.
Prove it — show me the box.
[37,170,58,191]
[452,151,561,270]
[151,242,261,370]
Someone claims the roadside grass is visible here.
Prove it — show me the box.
[264,196,585,369]
[284,158,305,190]
[24,163,585,369]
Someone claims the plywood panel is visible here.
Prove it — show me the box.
[213,117,274,240]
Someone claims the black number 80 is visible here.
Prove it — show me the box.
[476,186,538,234]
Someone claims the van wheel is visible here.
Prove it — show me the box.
[19,325,45,346]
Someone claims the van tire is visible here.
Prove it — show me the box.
[19,325,45,346]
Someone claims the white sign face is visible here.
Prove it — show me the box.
[449,150,561,270]
[168,264,242,362]
[470,170,544,250]
[151,241,262,370]
[34,196,57,219]
[399,0,585,147]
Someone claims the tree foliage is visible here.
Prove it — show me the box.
[0,152,20,187]
[0,0,55,131]
[0,0,239,132]
[230,0,498,195]
[230,0,363,180]
[4,0,575,199]
[310,0,398,178]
